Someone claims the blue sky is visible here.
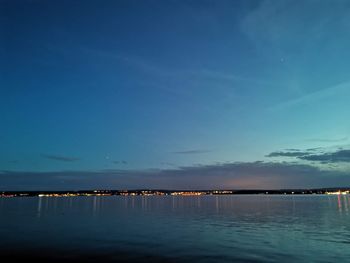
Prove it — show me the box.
[1,0,350,189]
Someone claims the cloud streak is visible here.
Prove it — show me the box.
[113,160,128,165]
[172,149,212,154]
[267,81,350,112]
[266,151,311,158]
[41,154,80,162]
[306,137,348,143]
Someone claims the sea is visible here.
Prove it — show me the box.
[0,195,349,262]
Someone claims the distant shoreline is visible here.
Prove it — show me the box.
[1,188,349,197]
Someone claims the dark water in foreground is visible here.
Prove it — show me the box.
[0,195,350,262]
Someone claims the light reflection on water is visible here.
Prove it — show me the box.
[1,195,350,262]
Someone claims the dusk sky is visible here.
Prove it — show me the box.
[1,0,350,190]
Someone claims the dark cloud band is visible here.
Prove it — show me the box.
[41,154,80,162]
[266,151,311,158]
[1,161,349,190]
[298,150,350,163]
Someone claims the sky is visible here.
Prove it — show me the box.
[1,0,350,190]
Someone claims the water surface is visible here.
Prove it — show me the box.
[0,195,349,262]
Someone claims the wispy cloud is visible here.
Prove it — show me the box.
[306,137,348,143]
[267,81,350,112]
[79,46,275,101]
[241,0,350,113]
[113,160,128,165]
[41,154,80,162]
[241,0,347,56]
[161,162,177,167]
[172,149,212,154]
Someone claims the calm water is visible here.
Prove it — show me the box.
[0,195,350,262]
